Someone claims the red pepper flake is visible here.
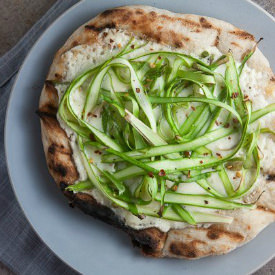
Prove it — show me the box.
[136,88,140,93]
[215,120,219,126]
[232,118,238,123]
[203,152,209,156]
[187,170,191,178]
[224,123,230,128]
[200,160,203,164]
[158,56,162,60]
[171,185,178,191]
[92,114,98,118]
[94,150,102,155]
[103,32,108,37]
[204,200,209,204]
[184,151,191,158]
[233,177,236,180]
[117,43,122,48]
[110,38,114,43]
[131,44,135,49]
[236,171,242,178]
[191,106,196,111]
[158,169,166,177]
[150,48,154,51]
[87,112,92,117]
[216,152,222,158]
[148,172,154,178]
[89,134,95,141]
[243,94,250,102]
[231,92,239,99]
[137,214,145,220]
[228,136,232,140]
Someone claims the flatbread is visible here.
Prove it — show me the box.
[38,5,275,259]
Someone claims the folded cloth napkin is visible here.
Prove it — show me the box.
[0,1,80,274]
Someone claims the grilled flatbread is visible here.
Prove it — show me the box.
[38,6,275,259]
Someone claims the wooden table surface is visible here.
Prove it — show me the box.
[0,0,274,274]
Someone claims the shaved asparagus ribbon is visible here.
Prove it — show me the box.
[58,38,275,225]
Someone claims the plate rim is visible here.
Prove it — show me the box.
[4,0,275,273]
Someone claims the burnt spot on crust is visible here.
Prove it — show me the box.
[206,225,244,242]
[229,30,254,40]
[169,240,206,258]
[101,9,117,17]
[135,9,144,15]
[48,143,69,155]
[257,205,275,215]
[214,35,220,47]
[231,41,242,48]
[54,73,63,80]
[200,17,212,29]
[85,23,117,32]
[36,109,56,119]
[50,163,67,177]
[130,228,167,257]
[267,174,275,181]
[72,40,79,47]
[59,181,69,191]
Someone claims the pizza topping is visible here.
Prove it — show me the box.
[57,36,275,226]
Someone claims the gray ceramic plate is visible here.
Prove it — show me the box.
[5,0,275,274]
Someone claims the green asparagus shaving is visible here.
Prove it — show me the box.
[260,127,275,136]
[172,205,196,225]
[66,180,93,192]
[250,103,275,123]
[100,169,126,195]
[156,192,255,210]
[225,52,246,120]
[56,39,274,226]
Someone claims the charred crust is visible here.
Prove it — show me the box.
[48,143,69,155]
[267,174,275,181]
[35,109,56,119]
[59,181,69,191]
[199,17,212,29]
[231,41,241,48]
[257,205,275,214]
[54,73,63,80]
[129,228,167,257]
[169,240,206,258]
[101,8,118,17]
[214,35,220,47]
[229,30,254,40]
[85,23,116,32]
[44,80,56,88]
[206,225,244,242]
[48,144,56,154]
[52,163,67,177]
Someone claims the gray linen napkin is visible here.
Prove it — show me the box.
[0,1,80,274]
